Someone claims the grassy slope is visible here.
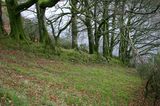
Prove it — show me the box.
[0,39,142,106]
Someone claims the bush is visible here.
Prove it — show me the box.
[79,44,88,53]
[137,54,160,105]
[59,37,72,49]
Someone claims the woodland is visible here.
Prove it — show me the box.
[0,0,160,105]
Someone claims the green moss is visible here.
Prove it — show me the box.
[38,0,49,4]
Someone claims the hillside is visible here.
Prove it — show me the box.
[1,0,160,105]
[0,39,144,106]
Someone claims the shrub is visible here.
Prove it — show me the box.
[59,38,72,49]
[79,44,88,53]
[137,54,160,105]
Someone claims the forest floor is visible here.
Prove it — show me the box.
[0,39,158,106]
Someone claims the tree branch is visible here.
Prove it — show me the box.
[39,0,60,8]
[126,4,160,15]
[16,0,38,13]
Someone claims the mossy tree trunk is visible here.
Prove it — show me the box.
[0,0,6,36]
[71,0,78,49]
[36,3,49,43]
[5,0,37,40]
[5,0,26,40]
[38,0,60,8]
[102,0,110,58]
[119,1,125,63]
[5,0,60,41]
[86,20,94,54]
[94,0,100,54]
[36,0,60,48]
[109,0,118,57]
[119,0,130,64]
[84,0,94,54]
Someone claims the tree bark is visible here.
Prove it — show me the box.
[84,0,94,54]
[94,0,100,53]
[38,0,60,8]
[71,0,78,49]
[5,0,60,41]
[119,1,125,63]
[6,0,26,40]
[36,3,48,43]
[0,0,5,36]
[109,0,118,57]
[102,0,109,58]
[36,4,52,49]
[119,0,130,63]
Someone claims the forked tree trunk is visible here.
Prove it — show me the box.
[5,0,60,43]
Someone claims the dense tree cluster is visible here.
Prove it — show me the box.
[0,0,160,64]
[0,1,160,104]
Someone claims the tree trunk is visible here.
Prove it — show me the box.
[94,0,100,53]
[54,36,59,47]
[87,21,94,54]
[119,0,130,63]
[84,0,94,54]
[102,0,109,58]
[71,0,78,49]
[6,0,26,40]
[119,15,125,62]
[36,4,48,43]
[109,0,118,57]
[0,0,5,36]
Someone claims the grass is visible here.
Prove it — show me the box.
[0,38,107,64]
[0,87,28,106]
[0,38,142,106]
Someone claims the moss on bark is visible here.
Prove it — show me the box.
[6,0,26,40]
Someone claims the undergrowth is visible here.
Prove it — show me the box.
[0,38,109,64]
